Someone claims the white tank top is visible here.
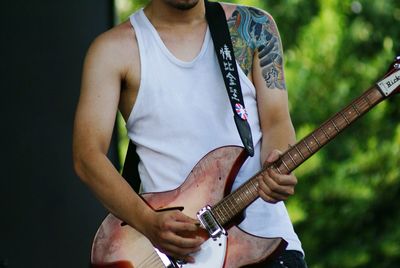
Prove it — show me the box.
[127,9,303,253]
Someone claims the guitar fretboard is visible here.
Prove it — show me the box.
[211,86,385,226]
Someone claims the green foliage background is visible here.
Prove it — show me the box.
[114,0,400,267]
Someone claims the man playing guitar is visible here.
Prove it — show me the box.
[73,0,307,266]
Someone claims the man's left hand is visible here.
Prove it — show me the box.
[258,149,297,203]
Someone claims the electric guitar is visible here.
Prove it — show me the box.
[90,56,400,268]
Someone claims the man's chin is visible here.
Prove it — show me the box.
[164,0,200,10]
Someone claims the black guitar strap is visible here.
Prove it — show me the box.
[205,0,255,157]
[123,0,254,191]
[122,139,141,192]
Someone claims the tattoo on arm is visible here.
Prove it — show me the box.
[228,6,286,90]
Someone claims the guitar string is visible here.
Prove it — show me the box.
[216,88,381,231]
[139,251,165,268]
[216,87,369,223]
[287,87,377,171]
[213,87,379,228]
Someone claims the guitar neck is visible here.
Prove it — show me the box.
[272,85,385,174]
[211,85,386,226]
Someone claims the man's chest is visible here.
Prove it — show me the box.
[156,23,208,62]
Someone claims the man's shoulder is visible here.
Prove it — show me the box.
[220,2,279,49]
[219,2,279,76]
[220,2,274,22]
[90,20,137,53]
[84,20,139,72]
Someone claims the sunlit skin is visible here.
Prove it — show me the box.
[164,0,200,10]
[73,0,297,263]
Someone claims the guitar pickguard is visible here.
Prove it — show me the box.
[155,235,227,268]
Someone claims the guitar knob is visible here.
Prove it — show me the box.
[175,258,187,266]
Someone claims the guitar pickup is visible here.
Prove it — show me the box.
[197,205,227,239]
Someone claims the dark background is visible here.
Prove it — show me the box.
[1,1,118,267]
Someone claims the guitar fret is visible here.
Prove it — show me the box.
[222,202,230,220]
[227,199,236,218]
[287,149,298,166]
[249,180,258,193]
[233,183,252,215]
[340,111,350,125]
[243,183,251,198]
[226,198,235,217]
[351,103,361,116]
[311,133,321,147]
[218,205,228,223]
[246,182,255,199]
[238,192,246,210]
[230,198,239,216]
[220,202,230,221]
[321,127,331,140]
[212,207,224,223]
[303,140,313,153]
[239,188,247,205]
[292,145,305,160]
[364,93,372,106]
[234,192,241,205]
[357,98,368,111]
[281,158,290,173]
[246,183,255,202]
[237,191,246,207]
[218,208,226,223]
[331,119,340,132]
[273,162,282,174]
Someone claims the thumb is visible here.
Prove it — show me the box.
[173,211,199,224]
[266,149,282,163]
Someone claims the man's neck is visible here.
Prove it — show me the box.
[144,0,205,27]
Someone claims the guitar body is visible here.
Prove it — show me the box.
[91,146,286,268]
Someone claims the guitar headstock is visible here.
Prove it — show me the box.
[377,56,400,97]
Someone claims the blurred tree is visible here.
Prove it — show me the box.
[114,0,400,267]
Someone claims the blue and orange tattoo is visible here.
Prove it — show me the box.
[227,6,286,90]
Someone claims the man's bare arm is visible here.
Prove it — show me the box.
[73,28,202,261]
[244,8,297,203]
[73,30,150,228]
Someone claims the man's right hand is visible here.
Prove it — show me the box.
[139,209,205,264]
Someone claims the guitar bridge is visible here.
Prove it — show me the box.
[197,205,227,239]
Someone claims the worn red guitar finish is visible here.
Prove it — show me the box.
[91,57,400,267]
[91,146,286,268]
